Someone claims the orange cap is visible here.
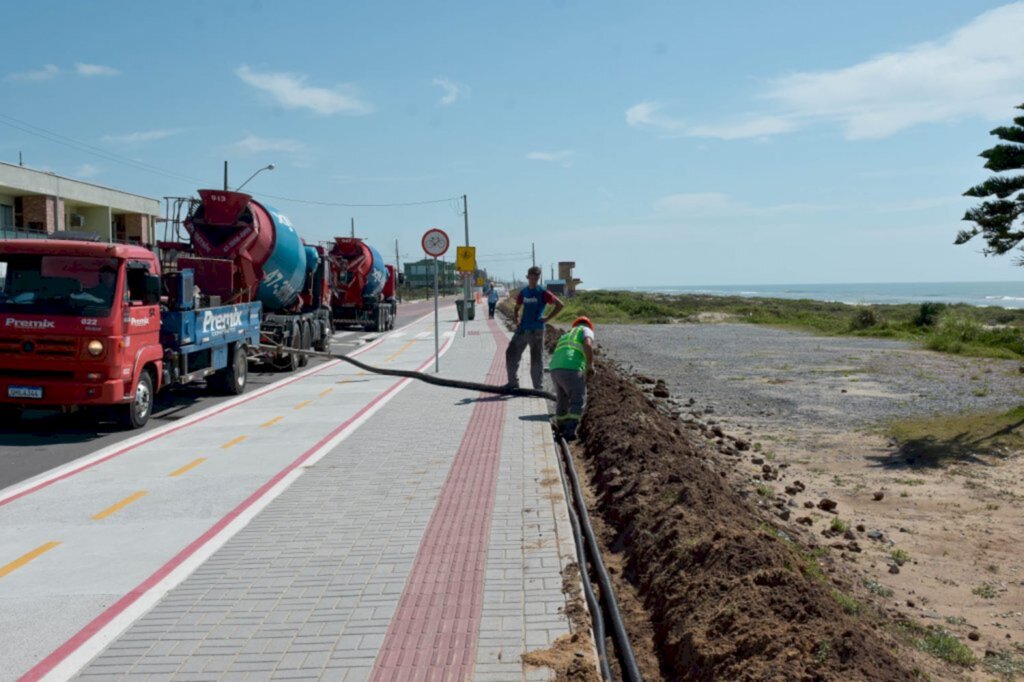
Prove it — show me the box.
[572,316,593,330]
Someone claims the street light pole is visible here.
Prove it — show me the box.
[235,164,275,192]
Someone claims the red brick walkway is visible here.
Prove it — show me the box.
[370,320,510,681]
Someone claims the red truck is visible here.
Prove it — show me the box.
[0,237,261,428]
[327,237,397,332]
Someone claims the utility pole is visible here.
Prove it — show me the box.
[395,239,401,303]
[350,218,355,238]
[550,264,554,280]
[223,161,228,191]
[531,242,536,267]
[462,194,470,337]
[18,151,23,167]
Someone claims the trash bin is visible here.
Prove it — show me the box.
[455,299,476,321]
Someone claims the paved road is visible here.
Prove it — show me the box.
[0,297,453,490]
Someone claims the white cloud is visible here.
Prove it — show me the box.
[432,77,468,106]
[632,2,1024,140]
[236,65,373,116]
[74,163,99,179]
[102,129,184,144]
[6,64,59,81]
[527,150,575,167]
[74,62,120,77]
[233,135,305,153]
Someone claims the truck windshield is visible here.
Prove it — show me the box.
[0,254,119,316]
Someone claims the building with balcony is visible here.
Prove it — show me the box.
[0,162,160,245]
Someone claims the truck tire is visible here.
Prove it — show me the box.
[119,370,154,430]
[375,306,386,333]
[275,324,300,372]
[298,322,310,367]
[314,318,330,352]
[211,344,248,395]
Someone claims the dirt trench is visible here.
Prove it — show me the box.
[565,345,923,680]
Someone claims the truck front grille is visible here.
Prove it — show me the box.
[0,336,78,357]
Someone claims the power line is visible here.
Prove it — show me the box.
[252,191,463,208]
[0,113,202,185]
[0,113,463,208]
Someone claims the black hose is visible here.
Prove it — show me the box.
[557,435,643,682]
[258,344,556,401]
[557,437,613,681]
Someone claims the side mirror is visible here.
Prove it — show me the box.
[144,274,161,305]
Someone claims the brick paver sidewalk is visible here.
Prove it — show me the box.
[75,313,582,681]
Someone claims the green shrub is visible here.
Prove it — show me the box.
[849,308,879,330]
[913,302,946,327]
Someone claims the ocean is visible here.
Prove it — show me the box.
[622,281,1024,309]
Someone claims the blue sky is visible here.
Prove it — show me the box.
[2,1,1023,288]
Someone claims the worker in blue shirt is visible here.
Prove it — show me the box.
[505,266,563,390]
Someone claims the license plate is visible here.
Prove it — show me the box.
[8,385,43,399]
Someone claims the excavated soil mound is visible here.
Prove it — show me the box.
[577,359,920,681]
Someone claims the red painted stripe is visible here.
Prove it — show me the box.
[19,321,460,682]
[370,318,510,681]
[0,314,422,509]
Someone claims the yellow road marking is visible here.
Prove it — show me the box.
[319,388,333,398]
[294,400,311,410]
[222,435,247,449]
[169,458,206,478]
[0,542,60,579]
[261,416,283,428]
[93,491,147,520]
[384,340,416,363]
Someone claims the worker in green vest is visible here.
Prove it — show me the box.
[549,316,595,441]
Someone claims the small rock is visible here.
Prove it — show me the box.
[906,599,916,608]
[873,491,884,501]
[751,457,765,465]
[785,485,800,496]
[867,530,884,541]
[775,509,791,521]
[636,375,655,384]
[735,439,751,451]
[847,541,862,552]
[804,501,816,509]
[704,406,715,414]
[791,480,805,492]
[968,631,980,641]
[653,386,670,398]
[843,529,856,540]
[841,389,847,393]
[796,516,814,526]
[818,498,838,512]
[899,527,910,533]
[856,524,866,532]
[889,564,901,574]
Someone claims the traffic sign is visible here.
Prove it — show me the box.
[456,246,476,273]
[421,228,450,257]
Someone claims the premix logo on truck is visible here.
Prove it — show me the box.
[5,318,56,330]
[201,309,245,334]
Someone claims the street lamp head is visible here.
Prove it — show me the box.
[235,163,276,191]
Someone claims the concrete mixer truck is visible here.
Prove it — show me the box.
[182,190,332,371]
[0,189,331,429]
[327,237,397,332]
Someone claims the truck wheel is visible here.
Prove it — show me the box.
[212,344,248,395]
[375,306,386,333]
[314,319,330,352]
[298,323,310,367]
[275,324,300,372]
[119,370,154,430]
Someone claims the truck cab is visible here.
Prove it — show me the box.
[0,239,164,427]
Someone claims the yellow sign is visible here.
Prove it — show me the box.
[456,246,476,273]
[476,276,485,286]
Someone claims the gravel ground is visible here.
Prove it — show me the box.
[596,323,1024,431]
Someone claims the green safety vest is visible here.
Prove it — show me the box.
[549,326,590,372]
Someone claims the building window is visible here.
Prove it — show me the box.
[0,204,12,231]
